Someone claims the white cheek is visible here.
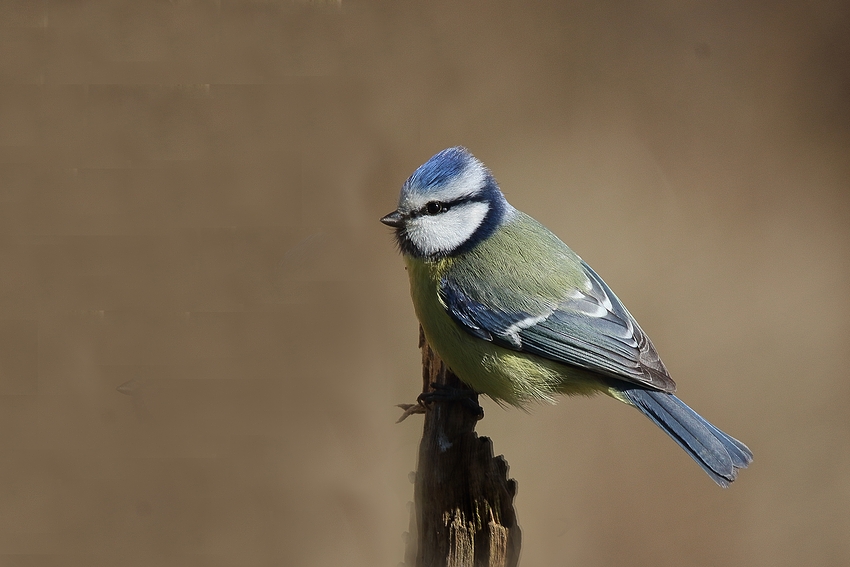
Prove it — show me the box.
[406,201,490,256]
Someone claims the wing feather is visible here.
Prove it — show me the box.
[439,259,676,392]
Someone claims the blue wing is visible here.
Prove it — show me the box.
[439,260,676,392]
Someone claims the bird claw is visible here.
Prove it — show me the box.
[419,382,484,419]
[397,383,485,422]
[396,403,426,423]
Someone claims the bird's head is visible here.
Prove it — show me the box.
[381,147,513,259]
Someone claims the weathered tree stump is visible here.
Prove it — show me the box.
[402,328,521,567]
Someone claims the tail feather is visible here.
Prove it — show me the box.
[620,388,753,487]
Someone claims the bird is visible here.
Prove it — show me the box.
[381,146,752,487]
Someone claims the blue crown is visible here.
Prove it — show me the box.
[405,147,474,191]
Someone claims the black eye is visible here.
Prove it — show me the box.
[424,201,446,215]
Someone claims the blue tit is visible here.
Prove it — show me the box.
[381,147,752,487]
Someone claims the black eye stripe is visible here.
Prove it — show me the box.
[408,195,487,219]
[425,201,444,215]
[423,196,484,213]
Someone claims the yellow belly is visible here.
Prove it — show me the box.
[405,256,604,406]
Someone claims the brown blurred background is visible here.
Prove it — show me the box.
[0,1,848,565]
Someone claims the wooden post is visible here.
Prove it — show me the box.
[402,328,521,567]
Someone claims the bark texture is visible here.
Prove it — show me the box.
[404,328,521,567]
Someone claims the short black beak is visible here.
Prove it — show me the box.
[380,210,405,228]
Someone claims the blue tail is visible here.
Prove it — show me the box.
[620,388,753,487]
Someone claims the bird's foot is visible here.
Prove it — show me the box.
[397,383,484,422]
[396,402,426,423]
[420,382,484,419]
